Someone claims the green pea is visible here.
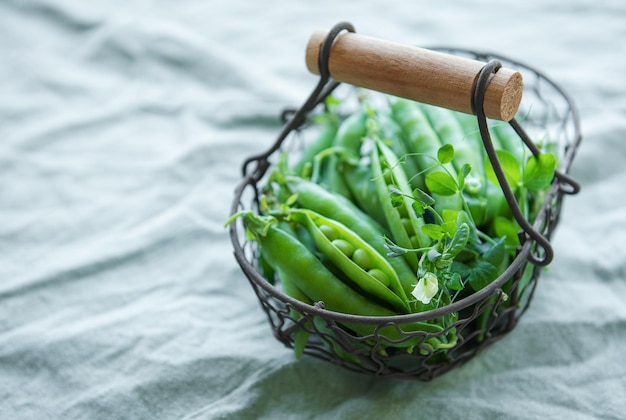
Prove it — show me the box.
[352,248,373,271]
[318,224,338,241]
[331,238,354,258]
[367,268,390,287]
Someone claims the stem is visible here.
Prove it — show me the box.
[477,230,498,246]
[518,186,529,221]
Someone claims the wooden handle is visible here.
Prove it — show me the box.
[306,29,523,121]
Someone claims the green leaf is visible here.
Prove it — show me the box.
[411,200,425,216]
[485,149,521,189]
[459,163,472,185]
[446,272,464,291]
[484,237,506,267]
[456,210,479,243]
[285,193,299,207]
[437,144,455,164]
[413,188,435,206]
[391,193,404,208]
[441,219,457,237]
[467,261,499,291]
[389,186,405,208]
[422,224,444,240]
[493,216,521,247]
[425,171,458,196]
[442,209,459,225]
[324,95,342,108]
[446,223,470,259]
[523,153,557,191]
[457,163,472,191]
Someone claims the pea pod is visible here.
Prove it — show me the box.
[238,211,441,345]
[291,111,340,178]
[318,109,367,199]
[370,140,431,271]
[289,208,410,313]
[342,163,387,227]
[281,176,418,297]
[374,110,422,179]
[388,97,455,191]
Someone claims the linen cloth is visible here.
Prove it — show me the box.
[1,1,625,419]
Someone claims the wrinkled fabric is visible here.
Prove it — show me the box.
[1,1,625,419]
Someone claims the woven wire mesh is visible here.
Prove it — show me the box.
[229,48,581,380]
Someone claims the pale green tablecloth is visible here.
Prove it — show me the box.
[1,1,625,419]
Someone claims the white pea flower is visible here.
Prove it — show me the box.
[411,272,439,304]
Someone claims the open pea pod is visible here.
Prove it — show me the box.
[370,140,431,272]
[289,209,411,314]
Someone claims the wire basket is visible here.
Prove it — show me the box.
[228,23,582,380]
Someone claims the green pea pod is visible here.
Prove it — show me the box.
[371,140,431,270]
[319,109,367,199]
[281,176,418,297]
[243,211,396,319]
[373,110,422,179]
[388,97,455,191]
[289,208,410,313]
[239,211,439,345]
[291,111,340,178]
[342,162,387,227]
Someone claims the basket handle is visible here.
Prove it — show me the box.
[306,29,523,121]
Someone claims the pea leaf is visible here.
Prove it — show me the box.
[484,237,506,268]
[460,163,472,181]
[455,164,472,191]
[523,153,556,191]
[412,201,425,216]
[389,186,405,208]
[493,216,521,247]
[441,219,457,237]
[446,223,470,259]
[452,259,499,292]
[413,188,435,206]
[467,261,500,291]
[285,193,299,207]
[425,171,458,196]
[422,224,444,240]
[391,194,404,208]
[485,150,521,189]
[445,272,464,291]
[437,144,455,164]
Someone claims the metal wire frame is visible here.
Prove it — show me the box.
[228,22,582,380]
